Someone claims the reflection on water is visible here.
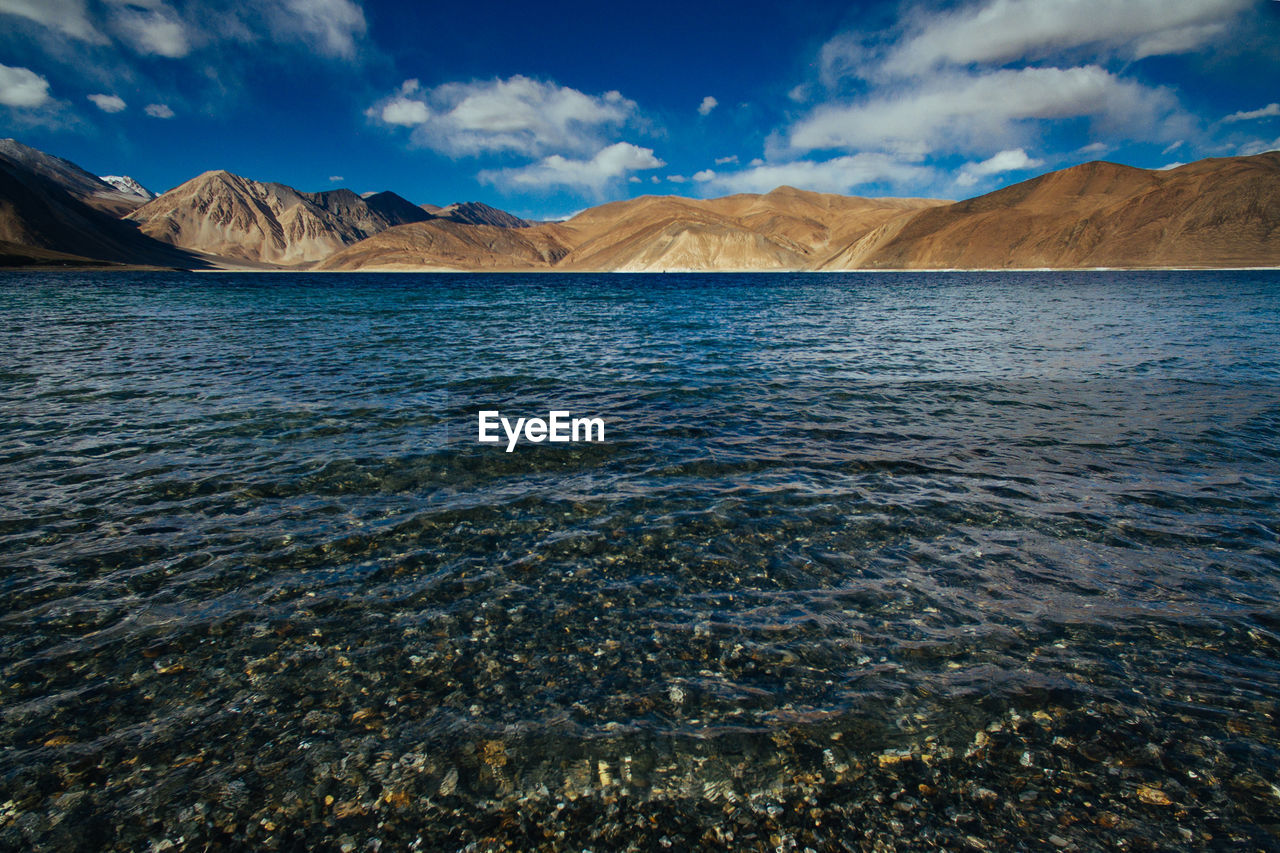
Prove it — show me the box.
[1,271,1278,850]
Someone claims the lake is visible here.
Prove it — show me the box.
[2,271,1278,850]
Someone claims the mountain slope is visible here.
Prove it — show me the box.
[434,201,530,228]
[363,191,433,227]
[127,172,430,265]
[551,189,944,271]
[0,138,149,216]
[315,219,571,271]
[0,153,206,268]
[824,153,1280,269]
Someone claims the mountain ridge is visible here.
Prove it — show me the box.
[126,170,433,265]
[0,139,1276,271]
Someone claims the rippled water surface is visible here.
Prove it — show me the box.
[2,271,1279,851]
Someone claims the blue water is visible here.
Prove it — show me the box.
[1,271,1278,850]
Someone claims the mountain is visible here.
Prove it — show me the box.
[552,189,943,271]
[3,138,1276,271]
[820,153,1280,270]
[0,152,206,268]
[434,201,530,228]
[0,138,148,216]
[316,219,571,271]
[126,171,431,265]
[99,175,155,200]
[363,190,433,227]
[319,188,944,272]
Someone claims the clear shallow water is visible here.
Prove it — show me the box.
[1,270,1278,851]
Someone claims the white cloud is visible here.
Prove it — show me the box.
[1157,161,1186,170]
[790,66,1181,156]
[697,95,718,116]
[380,96,429,126]
[835,0,1252,81]
[692,169,716,182]
[88,92,126,112]
[145,102,174,118]
[713,155,738,166]
[107,0,191,58]
[704,153,933,195]
[273,0,366,59]
[328,175,343,182]
[1223,103,1280,123]
[1077,141,1109,155]
[0,63,51,108]
[956,147,1044,186]
[667,174,688,183]
[0,0,104,42]
[479,141,664,194]
[370,75,639,159]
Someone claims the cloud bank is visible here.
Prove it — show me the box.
[369,75,639,159]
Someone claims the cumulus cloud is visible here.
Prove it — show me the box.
[667,174,688,183]
[87,92,126,112]
[697,95,717,116]
[703,153,933,195]
[692,169,716,182]
[0,0,105,42]
[1223,103,1280,123]
[825,0,1251,82]
[955,147,1044,186]
[369,75,639,159]
[713,155,738,166]
[479,142,664,194]
[378,80,430,126]
[0,63,51,107]
[144,102,174,118]
[1077,141,1109,155]
[790,66,1181,155]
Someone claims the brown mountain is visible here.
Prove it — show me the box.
[822,153,1280,269]
[316,219,572,271]
[318,188,945,272]
[3,139,1276,271]
[0,138,149,217]
[0,152,206,268]
[126,171,431,266]
[322,154,1278,272]
[553,189,943,271]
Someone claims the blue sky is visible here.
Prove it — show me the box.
[1,0,1278,219]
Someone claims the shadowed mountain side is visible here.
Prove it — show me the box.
[435,201,531,228]
[315,219,573,271]
[0,138,149,217]
[0,154,209,268]
[822,153,1280,269]
[362,191,433,227]
[127,171,432,265]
